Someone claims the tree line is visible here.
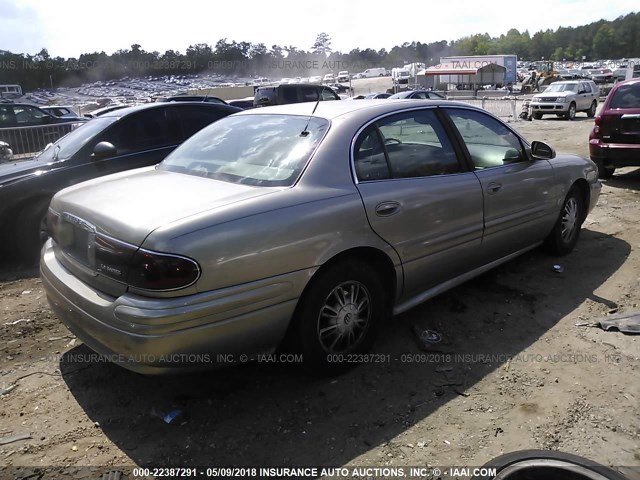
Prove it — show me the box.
[0,12,638,91]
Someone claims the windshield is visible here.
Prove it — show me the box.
[34,117,117,161]
[159,114,330,187]
[545,83,578,93]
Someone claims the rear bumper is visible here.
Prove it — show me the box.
[40,240,306,374]
[588,178,601,214]
[589,139,640,167]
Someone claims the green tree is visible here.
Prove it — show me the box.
[311,33,332,56]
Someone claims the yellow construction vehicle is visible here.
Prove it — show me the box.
[520,61,561,93]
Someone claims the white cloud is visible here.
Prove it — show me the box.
[1,0,637,57]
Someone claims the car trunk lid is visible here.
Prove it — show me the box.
[50,167,279,295]
[598,110,640,144]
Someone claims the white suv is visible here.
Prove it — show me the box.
[530,80,599,120]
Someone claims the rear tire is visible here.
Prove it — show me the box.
[594,160,615,179]
[291,260,386,376]
[545,186,584,256]
[15,198,51,264]
[587,100,597,117]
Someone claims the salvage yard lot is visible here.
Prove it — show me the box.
[0,118,638,476]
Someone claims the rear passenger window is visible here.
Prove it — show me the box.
[321,88,338,101]
[281,87,298,103]
[354,127,390,181]
[354,109,461,181]
[300,86,319,102]
[175,106,226,140]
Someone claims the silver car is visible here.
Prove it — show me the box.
[41,100,601,375]
[530,80,599,120]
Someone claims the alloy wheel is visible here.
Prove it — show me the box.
[317,281,371,353]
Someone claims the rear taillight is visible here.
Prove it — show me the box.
[127,249,200,291]
[92,234,200,291]
[592,115,601,135]
[94,235,137,283]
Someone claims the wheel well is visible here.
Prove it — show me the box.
[319,247,396,303]
[572,179,590,222]
[278,247,397,352]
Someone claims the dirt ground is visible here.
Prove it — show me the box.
[0,116,639,480]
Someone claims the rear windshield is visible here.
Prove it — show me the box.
[159,114,330,187]
[610,83,640,109]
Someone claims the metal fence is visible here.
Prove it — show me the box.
[448,96,524,122]
[0,123,75,159]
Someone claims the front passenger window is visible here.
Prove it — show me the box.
[446,109,525,169]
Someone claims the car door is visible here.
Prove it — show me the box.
[353,108,484,298]
[578,81,596,110]
[442,107,558,261]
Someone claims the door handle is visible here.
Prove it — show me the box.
[487,183,502,194]
[375,201,401,216]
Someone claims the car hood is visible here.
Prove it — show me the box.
[0,157,61,186]
[535,91,575,98]
[50,167,283,246]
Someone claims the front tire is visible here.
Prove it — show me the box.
[292,260,386,376]
[472,449,629,480]
[564,102,576,120]
[532,112,543,120]
[545,187,584,256]
[587,100,597,117]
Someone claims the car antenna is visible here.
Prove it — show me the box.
[300,92,322,137]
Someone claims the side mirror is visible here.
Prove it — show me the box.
[530,141,556,160]
[91,141,117,160]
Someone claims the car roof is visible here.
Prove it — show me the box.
[100,101,240,118]
[610,78,640,88]
[5,103,47,109]
[235,98,470,120]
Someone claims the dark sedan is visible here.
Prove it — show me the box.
[0,103,84,128]
[0,102,240,261]
[388,90,446,100]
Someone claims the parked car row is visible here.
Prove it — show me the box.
[38,99,601,375]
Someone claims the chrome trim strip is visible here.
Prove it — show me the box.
[392,242,542,316]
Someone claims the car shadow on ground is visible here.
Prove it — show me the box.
[0,257,39,282]
[602,168,640,191]
[534,117,594,122]
[59,229,629,467]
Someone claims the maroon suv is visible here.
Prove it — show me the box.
[589,78,640,178]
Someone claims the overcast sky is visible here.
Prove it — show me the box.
[1,0,637,57]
